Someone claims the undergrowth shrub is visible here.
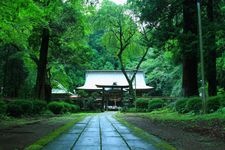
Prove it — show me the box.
[120,107,137,112]
[70,105,80,113]
[85,98,96,110]
[48,101,80,114]
[175,98,188,114]
[7,100,33,117]
[0,100,7,115]
[135,98,149,110]
[7,100,47,117]
[63,102,80,113]
[218,95,225,107]
[48,101,64,114]
[206,96,221,113]
[148,99,164,111]
[32,100,47,114]
[186,97,202,113]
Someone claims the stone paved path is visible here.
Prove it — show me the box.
[43,112,156,150]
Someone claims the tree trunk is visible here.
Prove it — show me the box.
[45,68,52,102]
[128,82,135,103]
[2,48,9,97]
[206,0,217,96]
[35,28,50,100]
[182,0,199,97]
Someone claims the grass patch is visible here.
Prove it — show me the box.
[114,112,176,150]
[25,113,91,150]
[139,108,225,121]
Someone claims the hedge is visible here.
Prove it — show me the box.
[175,98,188,114]
[186,97,202,113]
[0,100,7,115]
[148,99,164,111]
[135,98,149,110]
[206,96,221,113]
[48,101,80,114]
[7,100,47,117]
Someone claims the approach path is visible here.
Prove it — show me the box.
[44,112,156,150]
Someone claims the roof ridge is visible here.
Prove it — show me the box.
[86,70,143,72]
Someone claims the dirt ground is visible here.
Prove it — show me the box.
[0,118,71,150]
[1,113,225,150]
[122,114,225,150]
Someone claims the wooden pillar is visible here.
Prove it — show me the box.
[106,94,108,111]
[101,87,105,112]
[120,87,123,106]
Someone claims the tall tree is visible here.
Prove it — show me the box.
[129,0,198,96]
[181,0,198,96]
[35,27,50,100]
[93,1,150,101]
[205,0,217,96]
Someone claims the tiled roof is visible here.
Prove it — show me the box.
[77,70,153,90]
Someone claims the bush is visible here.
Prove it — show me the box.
[62,102,80,112]
[175,98,188,114]
[48,101,64,114]
[218,95,225,107]
[206,96,221,113]
[48,101,80,114]
[73,98,83,108]
[85,98,96,110]
[0,100,7,115]
[7,102,23,117]
[135,98,149,110]
[7,100,33,117]
[148,99,164,111]
[120,107,138,113]
[32,100,47,114]
[70,105,80,113]
[186,97,202,113]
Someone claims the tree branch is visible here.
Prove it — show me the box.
[131,47,149,81]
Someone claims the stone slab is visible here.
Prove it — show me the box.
[76,136,100,146]
[102,145,130,150]
[102,136,127,146]
[72,145,100,150]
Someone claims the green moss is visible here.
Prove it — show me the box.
[25,113,91,150]
[114,112,176,150]
[134,108,225,121]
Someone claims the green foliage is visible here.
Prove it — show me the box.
[175,99,188,114]
[62,102,80,113]
[148,99,164,111]
[186,97,202,113]
[135,98,149,110]
[85,98,97,110]
[77,90,89,98]
[0,0,224,101]
[32,100,47,114]
[206,96,221,113]
[126,107,137,112]
[0,100,7,115]
[7,99,47,117]
[0,45,28,97]
[7,100,32,117]
[142,50,182,96]
[48,101,65,114]
[175,96,225,114]
[7,102,23,117]
[219,95,225,107]
[48,101,80,114]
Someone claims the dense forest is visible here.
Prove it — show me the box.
[0,0,225,100]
